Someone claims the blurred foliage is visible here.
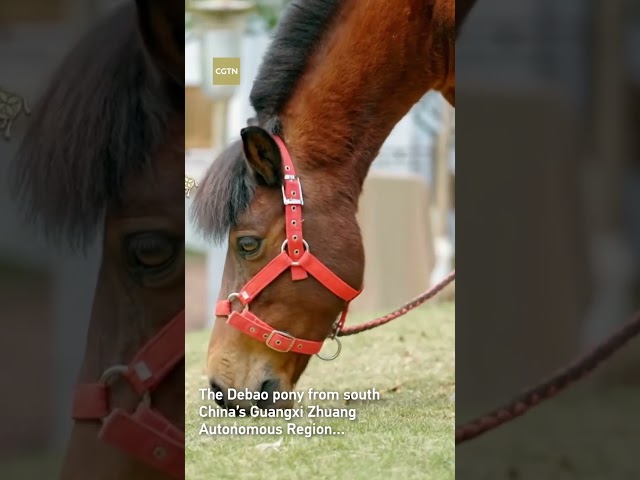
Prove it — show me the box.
[185,1,291,34]
[254,0,292,31]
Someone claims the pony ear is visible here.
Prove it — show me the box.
[240,127,283,187]
[134,0,184,87]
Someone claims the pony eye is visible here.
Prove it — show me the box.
[237,236,261,256]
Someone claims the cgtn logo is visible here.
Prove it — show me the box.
[215,67,239,75]
[212,58,240,86]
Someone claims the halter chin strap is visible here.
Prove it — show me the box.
[215,134,361,356]
[72,310,185,479]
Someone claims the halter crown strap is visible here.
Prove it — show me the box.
[274,134,308,281]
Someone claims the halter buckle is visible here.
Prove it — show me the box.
[282,177,304,205]
[265,330,295,353]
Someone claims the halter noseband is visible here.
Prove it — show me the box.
[72,310,185,479]
[215,135,362,356]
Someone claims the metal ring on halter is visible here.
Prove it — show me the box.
[100,365,151,407]
[281,239,310,254]
[227,292,250,312]
[328,318,341,339]
[315,337,342,361]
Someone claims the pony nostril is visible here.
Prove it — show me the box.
[209,380,227,408]
[261,379,280,396]
[257,379,280,408]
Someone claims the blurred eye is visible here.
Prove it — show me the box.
[128,233,177,267]
[125,232,182,286]
[237,236,262,258]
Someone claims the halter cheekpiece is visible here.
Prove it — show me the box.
[215,135,362,357]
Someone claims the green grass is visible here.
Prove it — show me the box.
[186,303,455,480]
[186,248,206,261]
[0,450,62,479]
[457,385,640,478]
[0,257,50,285]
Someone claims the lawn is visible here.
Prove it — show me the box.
[0,451,62,479]
[457,378,640,478]
[185,303,455,480]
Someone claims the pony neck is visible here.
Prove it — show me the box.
[280,0,454,192]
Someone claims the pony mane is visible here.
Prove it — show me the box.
[249,0,343,127]
[11,2,171,250]
[190,141,256,244]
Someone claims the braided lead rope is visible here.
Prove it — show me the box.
[337,270,456,336]
[456,310,640,444]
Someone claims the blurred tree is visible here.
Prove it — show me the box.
[185,1,290,34]
[253,0,291,31]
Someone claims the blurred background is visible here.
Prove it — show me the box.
[456,0,640,477]
[0,0,126,476]
[184,0,456,332]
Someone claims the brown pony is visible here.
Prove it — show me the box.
[12,1,184,479]
[192,0,458,409]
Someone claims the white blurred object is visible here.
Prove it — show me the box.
[431,235,454,287]
[255,437,283,451]
[581,232,637,349]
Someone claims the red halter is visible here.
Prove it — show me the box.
[72,310,185,479]
[215,135,362,356]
